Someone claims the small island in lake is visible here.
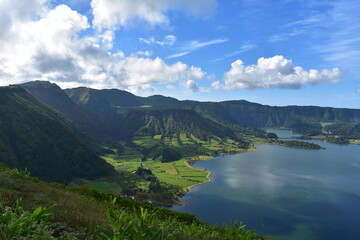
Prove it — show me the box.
[276,140,323,149]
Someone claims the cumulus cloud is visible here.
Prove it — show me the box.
[121,57,204,86]
[0,1,206,93]
[91,0,216,29]
[0,0,45,39]
[139,35,176,46]
[185,80,199,92]
[212,55,343,90]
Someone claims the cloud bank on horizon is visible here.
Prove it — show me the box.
[214,56,342,90]
[0,0,359,107]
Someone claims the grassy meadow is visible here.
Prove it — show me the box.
[97,133,249,192]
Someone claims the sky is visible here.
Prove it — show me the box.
[0,0,359,108]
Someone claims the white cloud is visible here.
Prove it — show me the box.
[166,52,190,59]
[0,0,45,39]
[212,43,257,62]
[99,30,115,49]
[168,38,228,59]
[121,57,204,87]
[166,84,177,90]
[0,1,206,93]
[268,30,304,42]
[139,35,176,46]
[91,0,216,30]
[357,87,360,95]
[213,55,343,90]
[133,51,153,57]
[282,17,322,28]
[317,0,360,68]
[180,38,228,52]
[185,79,199,92]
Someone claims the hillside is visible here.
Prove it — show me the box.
[24,81,252,145]
[0,166,269,239]
[117,109,238,141]
[64,87,182,113]
[185,100,360,127]
[19,81,119,151]
[3,81,359,198]
[63,83,360,134]
[65,87,144,112]
[0,86,115,183]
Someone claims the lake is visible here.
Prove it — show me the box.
[172,129,360,240]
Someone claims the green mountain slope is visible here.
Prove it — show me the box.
[61,83,360,129]
[19,81,125,151]
[20,81,89,121]
[0,166,269,239]
[117,109,238,141]
[65,87,144,112]
[184,100,360,127]
[0,86,115,183]
[17,81,360,145]
[64,87,182,113]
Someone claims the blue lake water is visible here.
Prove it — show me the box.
[172,129,360,240]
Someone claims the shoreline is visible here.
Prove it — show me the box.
[184,157,213,192]
[183,148,257,191]
[174,148,256,206]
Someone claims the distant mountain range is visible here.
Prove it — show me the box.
[1,80,359,183]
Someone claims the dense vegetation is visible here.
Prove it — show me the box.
[0,86,115,184]
[62,82,360,134]
[0,165,270,239]
[2,80,359,239]
[274,140,323,149]
[3,81,358,198]
[324,122,360,142]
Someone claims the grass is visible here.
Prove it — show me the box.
[153,135,162,140]
[101,133,250,191]
[0,168,109,237]
[89,181,122,194]
[145,159,209,189]
[132,136,156,148]
[0,165,271,239]
[320,122,335,127]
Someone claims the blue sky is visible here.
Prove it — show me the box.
[0,0,359,108]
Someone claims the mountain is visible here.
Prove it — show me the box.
[19,81,360,143]
[20,81,89,121]
[19,81,122,150]
[183,100,360,130]
[63,84,360,131]
[46,83,240,142]
[116,109,238,141]
[65,87,143,112]
[0,86,115,183]
[64,87,182,113]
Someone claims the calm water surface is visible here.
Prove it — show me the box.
[172,129,360,240]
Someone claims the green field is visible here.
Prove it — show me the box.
[100,134,249,191]
[102,154,209,189]
[90,181,122,193]
[145,159,209,188]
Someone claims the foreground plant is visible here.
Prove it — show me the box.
[0,198,55,239]
[98,198,269,240]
